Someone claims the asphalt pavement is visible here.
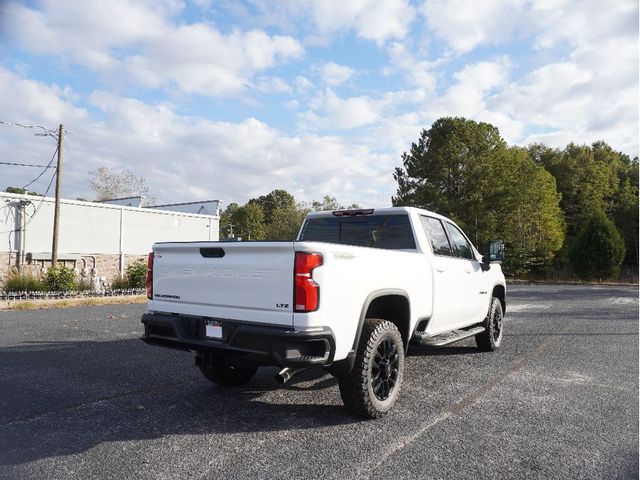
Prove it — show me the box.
[0,284,637,480]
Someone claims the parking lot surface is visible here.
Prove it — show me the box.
[0,284,637,479]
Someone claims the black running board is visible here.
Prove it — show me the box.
[413,326,485,347]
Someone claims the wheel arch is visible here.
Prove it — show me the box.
[492,284,506,314]
[356,289,411,351]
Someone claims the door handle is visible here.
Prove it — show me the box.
[435,266,445,273]
[465,268,472,273]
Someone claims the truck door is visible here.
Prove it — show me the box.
[443,221,489,325]
[419,216,468,333]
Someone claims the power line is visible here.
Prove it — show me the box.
[0,161,57,168]
[0,120,69,139]
[22,146,59,190]
[0,144,60,234]
[25,166,58,229]
[0,166,57,235]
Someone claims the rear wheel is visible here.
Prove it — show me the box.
[338,318,405,419]
[198,359,258,386]
[475,296,504,351]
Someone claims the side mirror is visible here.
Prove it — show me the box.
[482,240,505,270]
[488,240,505,263]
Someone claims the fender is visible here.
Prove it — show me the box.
[325,288,410,377]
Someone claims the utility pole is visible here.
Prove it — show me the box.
[51,124,63,266]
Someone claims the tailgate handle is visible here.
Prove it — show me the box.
[200,247,225,258]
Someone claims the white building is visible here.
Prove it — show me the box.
[0,192,220,283]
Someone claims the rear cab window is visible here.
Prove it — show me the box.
[298,214,416,250]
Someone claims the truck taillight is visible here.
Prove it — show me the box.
[146,252,154,300]
[294,252,322,312]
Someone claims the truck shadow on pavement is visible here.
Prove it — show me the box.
[0,338,355,467]
[1,334,517,466]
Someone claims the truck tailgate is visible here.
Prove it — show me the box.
[149,242,295,326]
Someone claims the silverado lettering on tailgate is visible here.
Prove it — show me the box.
[156,266,279,280]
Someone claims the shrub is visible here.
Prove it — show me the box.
[44,265,78,292]
[3,272,46,292]
[569,212,626,281]
[125,260,148,288]
[77,278,94,292]
[110,276,130,290]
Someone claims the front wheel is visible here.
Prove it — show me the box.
[475,296,504,351]
[338,318,405,419]
[198,359,258,386]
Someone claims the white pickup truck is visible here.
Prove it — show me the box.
[142,207,506,418]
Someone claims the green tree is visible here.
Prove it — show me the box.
[249,189,296,224]
[311,195,358,211]
[393,117,506,233]
[230,202,266,240]
[569,212,626,280]
[490,148,565,275]
[5,186,43,196]
[219,202,240,238]
[393,118,564,274]
[529,142,638,269]
[265,204,309,240]
[611,177,639,265]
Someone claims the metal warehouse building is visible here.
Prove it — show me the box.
[0,192,220,285]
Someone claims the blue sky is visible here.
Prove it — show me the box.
[0,0,637,207]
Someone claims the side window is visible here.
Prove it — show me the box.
[444,222,474,260]
[420,216,453,256]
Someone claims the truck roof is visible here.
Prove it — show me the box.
[305,206,449,221]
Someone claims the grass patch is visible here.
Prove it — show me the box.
[3,295,147,311]
[12,301,37,310]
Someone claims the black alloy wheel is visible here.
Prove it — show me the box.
[372,338,400,401]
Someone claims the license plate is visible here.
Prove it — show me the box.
[205,320,222,339]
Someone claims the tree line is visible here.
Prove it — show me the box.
[393,117,637,280]
[219,191,358,241]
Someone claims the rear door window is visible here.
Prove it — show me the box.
[420,216,453,256]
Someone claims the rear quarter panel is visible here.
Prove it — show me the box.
[293,242,432,361]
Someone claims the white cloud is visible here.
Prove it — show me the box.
[423,58,526,143]
[415,0,638,153]
[236,0,415,44]
[0,70,396,207]
[386,41,438,94]
[0,69,88,126]
[320,62,355,86]
[491,0,638,153]
[252,77,292,94]
[1,0,303,96]
[309,0,416,44]
[421,0,527,54]
[302,90,382,130]
[294,76,314,93]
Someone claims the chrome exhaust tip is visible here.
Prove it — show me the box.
[274,367,307,386]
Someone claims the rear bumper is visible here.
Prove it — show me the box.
[141,312,335,367]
